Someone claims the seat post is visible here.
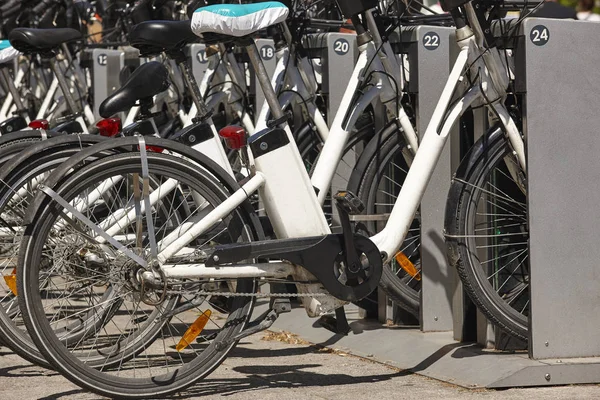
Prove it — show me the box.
[49,57,81,116]
[243,38,285,122]
[174,53,212,121]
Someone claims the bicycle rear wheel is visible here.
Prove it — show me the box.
[18,151,261,398]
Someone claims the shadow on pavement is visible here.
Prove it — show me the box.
[227,342,317,358]
[37,389,97,400]
[177,363,407,398]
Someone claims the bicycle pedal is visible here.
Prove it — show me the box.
[334,191,364,215]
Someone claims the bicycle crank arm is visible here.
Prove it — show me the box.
[206,234,383,302]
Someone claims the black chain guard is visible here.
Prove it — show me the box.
[206,234,383,302]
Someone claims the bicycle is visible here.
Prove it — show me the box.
[14,0,534,397]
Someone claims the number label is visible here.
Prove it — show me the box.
[97,54,107,66]
[422,32,440,50]
[333,38,350,56]
[530,25,549,46]
[197,50,208,64]
[260,45,274,60]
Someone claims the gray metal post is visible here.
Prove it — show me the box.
[323,33,358,126]
[322,33,360,230]
[383,26,458,330]
[246,40,285,122]
[521,18,600,359]
[252,39,277,124]
[187,43,209,90]
[89,49,124,119]
[411,25,458,332]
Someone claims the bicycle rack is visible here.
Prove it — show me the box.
[304,33,363,230]
[270,17,600,389]
[322,33,359,126]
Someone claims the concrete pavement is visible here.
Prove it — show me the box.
[0,330,599,399]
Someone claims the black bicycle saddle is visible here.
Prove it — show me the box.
[128,20,199,56]
[99,61,170,118]
[9,28,82,54]
[128,20,233,57]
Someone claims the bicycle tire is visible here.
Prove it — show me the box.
[445,125,528,341]
[0,135,109,368]
[0,130,56,166]
[18,151,261,398]
[9,151,188,371]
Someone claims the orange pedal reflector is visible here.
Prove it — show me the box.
[395,252,421,281]
[176,309,212,352]
[3,268,17,296]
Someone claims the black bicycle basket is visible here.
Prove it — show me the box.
[335,0,379,17]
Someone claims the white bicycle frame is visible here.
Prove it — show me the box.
[0,63,28,122]
[126,25,416,245]
[35,58,94,133]
[153,7,525,284]
[42,5,526,317]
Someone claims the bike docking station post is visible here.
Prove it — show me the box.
[250,38,277,125]
[82,48,123,120]
[321,33,359,126]
[384,25,458,332]
[302,32,361,231]
[186,43,209,86]
[324,33,361,223]
[81,46,140,120]
[511,17,600,383]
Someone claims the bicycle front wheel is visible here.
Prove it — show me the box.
[347,123,420,316]
[446,127,529,340]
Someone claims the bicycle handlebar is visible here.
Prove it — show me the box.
[480,0,544,11]
[295,17,355,31]
[33,0,57,15]
[0,0,19,13]
[0,2,21,20]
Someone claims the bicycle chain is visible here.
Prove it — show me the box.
[173,290,330,298]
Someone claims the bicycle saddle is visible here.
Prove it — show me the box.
[191,1,289,38]
[128,20,200,56]
[8,28,82,54]
[0,40,19,65]
[99,61,170,118]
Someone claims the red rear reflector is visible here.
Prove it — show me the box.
[218,125,247,150]
[96,117,122,137]
[146,145,164,153]
[29,119,49,130]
